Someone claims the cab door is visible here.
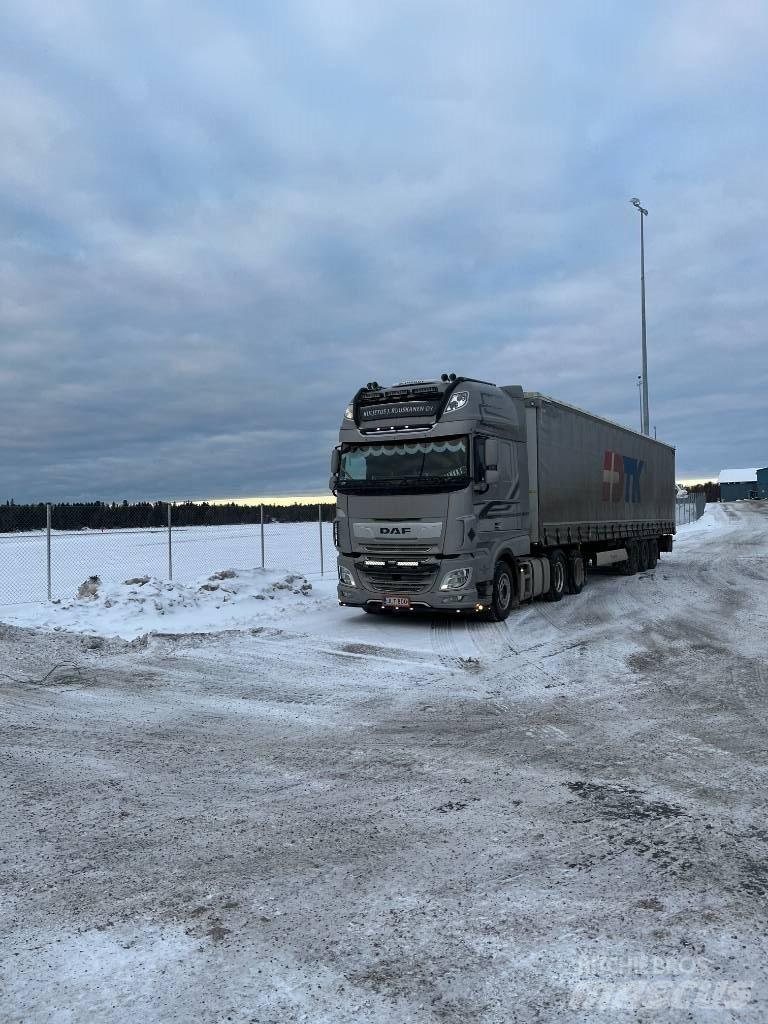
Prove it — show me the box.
[475,439,529,540]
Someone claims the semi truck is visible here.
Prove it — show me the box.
[330,375,676,620]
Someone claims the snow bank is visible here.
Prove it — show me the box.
[674,502,729,539]
[0,568,325,639]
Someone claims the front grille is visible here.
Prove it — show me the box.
[360,542,437,554]
[358,564,438,594]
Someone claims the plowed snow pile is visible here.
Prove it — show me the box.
[3,568,316,639]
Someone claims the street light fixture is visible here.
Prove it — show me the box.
[630,198,649,435]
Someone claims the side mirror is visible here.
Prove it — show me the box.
[329,448,340,494]
[484,438,499,485]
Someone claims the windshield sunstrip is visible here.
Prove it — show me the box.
[358,402,440,420]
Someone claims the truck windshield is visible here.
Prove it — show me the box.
[338,437,469,493]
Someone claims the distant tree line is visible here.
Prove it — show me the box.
[0,500,333,533]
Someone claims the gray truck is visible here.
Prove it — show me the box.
[330,375,676,619]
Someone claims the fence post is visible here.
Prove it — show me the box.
[167,502,173,580]
[46,503,52,601]
[260,504,265,569]
[318,502,324,576]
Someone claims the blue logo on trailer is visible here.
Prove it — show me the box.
[602,450,644,503]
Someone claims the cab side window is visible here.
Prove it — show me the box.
[473,437,486,484]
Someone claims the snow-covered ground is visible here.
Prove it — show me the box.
[2,501,767,1022]
[0,521,334,605]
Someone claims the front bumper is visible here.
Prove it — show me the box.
[336,553,483,612]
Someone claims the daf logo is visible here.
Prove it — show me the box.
[353,520,442,540]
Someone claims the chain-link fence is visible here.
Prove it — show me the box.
[676,493,707,526]
[1,495,711,606]
[0,501,335,606]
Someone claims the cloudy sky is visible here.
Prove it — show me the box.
[2,0,767,501]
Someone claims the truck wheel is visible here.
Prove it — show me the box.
[638,539,650,572]
[648,539,659,569]
[621,541,639,575]
[569,552,587,594]
[487,561,515,621]
[545,550,567,602]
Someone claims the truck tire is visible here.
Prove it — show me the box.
[648,539,659,569]
[545,550,567,602]
[486,560,515,621]
[621,541,639,575]
[569,551,587,594]
[638,539,650,572]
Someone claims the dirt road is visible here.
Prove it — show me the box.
[2,502,767,1022]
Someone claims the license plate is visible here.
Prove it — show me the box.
[383,595,411,608]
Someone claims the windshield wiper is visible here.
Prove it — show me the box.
[338,474,468,493]
[394,475,468,485]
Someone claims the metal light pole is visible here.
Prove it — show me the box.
[636,375,643,432]
[630,198,649,435]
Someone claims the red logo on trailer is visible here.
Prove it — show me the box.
[602,450,624,502]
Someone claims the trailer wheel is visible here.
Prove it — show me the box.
[545,550,567,601]
[486,561,515,621]
[648,539,659,569]
[621,541,639,575]
[638,540,651,573]
[569,552,587,594]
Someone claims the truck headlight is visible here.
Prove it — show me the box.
[344,403,354,420]
[440,567,472,591]
[338,565,356,587]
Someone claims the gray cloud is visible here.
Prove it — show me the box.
[1,0,767,501]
